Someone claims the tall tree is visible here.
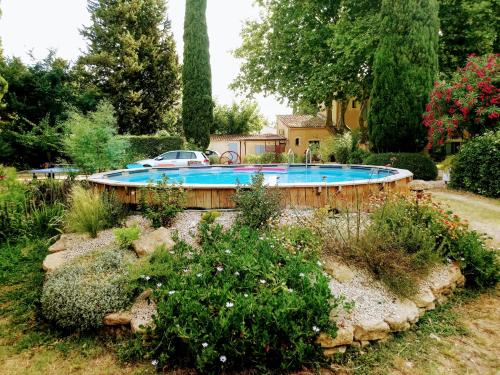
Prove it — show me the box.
[182,0,212,149]
[0,6,7,111]
[368,0,439,152]
[81,0,180,135]
[212,101,266,135]
[233,0,342,131]
[439,0,499,77]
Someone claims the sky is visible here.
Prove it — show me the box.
[0,0,291,123]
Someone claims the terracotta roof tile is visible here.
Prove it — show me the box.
[210,134,286,142]
[276,115,326,128]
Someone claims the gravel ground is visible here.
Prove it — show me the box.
[61,229,116,262]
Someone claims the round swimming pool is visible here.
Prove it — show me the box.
[89,164,412,209]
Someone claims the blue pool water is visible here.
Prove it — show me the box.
[106,166,395,185]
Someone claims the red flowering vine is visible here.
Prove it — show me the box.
[423,54,499,148]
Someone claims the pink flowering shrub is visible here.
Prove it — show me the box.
[423,54,499,147]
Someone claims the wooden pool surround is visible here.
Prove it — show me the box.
[89,165,413,210]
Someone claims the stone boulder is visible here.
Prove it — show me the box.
[132,227,175,257]
[48,233,88,253]
[428,263,464,298]
[323,260,355,282]
[353,319,390,341]
[125,215,152,231]
[42,251,70,272]
[316,326,354,348]
[103,311,133,326]
[412,286,436,309]
[385,300,420,331]
[130,290,156,333]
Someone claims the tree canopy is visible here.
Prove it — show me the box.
[182,0,213,149]
[212,101,266,135]
[80,0,180,135]
[368,0,439,152]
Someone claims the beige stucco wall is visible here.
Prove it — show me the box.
[326,98,362,130]
[208,139,284,159]
[286,127,332,156]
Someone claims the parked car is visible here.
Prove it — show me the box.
[205,149,220,157]
[131,150,210,168]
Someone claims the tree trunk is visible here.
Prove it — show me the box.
[359,98,369,143]
[325,102,334,129]
[337,99,348,133]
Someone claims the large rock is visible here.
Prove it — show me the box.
[385,300,420,330]
[125,215,151,231]
[353,319,390,341]
[412,287,436,309]
[428,263,464,298]
[42,251,70,272]
[48,233,88,253]
[130,290,156,333]
[316,326,354,348]
[103,311,133,326]
[323,260,355,282]
[132,227,175,257]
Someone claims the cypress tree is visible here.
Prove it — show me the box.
[368,0,439,152]
[81,0,180,135]
[182,0,212,149]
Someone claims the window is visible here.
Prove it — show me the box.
[295,138,300,146]
[278,129,285,136]
[255,145,265,155]
[352,100,357,109]
[178,151,195,159]
[158,151,177,160]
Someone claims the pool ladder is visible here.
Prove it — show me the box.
[305,147,312,170]
[287,148,295,166]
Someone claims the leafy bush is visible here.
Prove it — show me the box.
[114,226,140,249]
[450,131,500,197]
[65,186,124,237]
[0,166,28,241]
[27,203,65,239]
[233,173,282,228]
[364,153,438,180]
[347,149,371,164]
[63,101,129,173]
[208,155,219,165]
[244,152,287,164]
[139,176,186,228]
[320,131,368,164]
[41,248,131,330]
[127,225,342,373]
[119,135,184,161]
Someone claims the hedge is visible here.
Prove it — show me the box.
[364,153,438,180]
[118,135,184,161]
[450,131,500,198]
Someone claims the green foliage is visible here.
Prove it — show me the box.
[233,173,283,229]
[208,155,220,165]
[127,225,341,373]
[364,153,438,180]
[244,152,287,164]
[212,101,266,135]
[65,186,124,237]
[439,0,500,77]
[118,135,184,161]
[81,0,180,134]
[182,0,212,149]
[450,131,500,197]
[368,0,439,152]
[63,101,129,173]
[320,131,370,164]
[41,249,131,330]
[139,176,186,228]
[113,226,140,250]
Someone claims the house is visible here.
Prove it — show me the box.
[276,115,332,156]
[208,134,287,161]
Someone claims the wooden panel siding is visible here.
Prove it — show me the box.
[90,179,410,210]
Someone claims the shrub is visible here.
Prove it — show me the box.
[27,202,65,239]
[65,186,119,237]
[119,135,184,162]
[364,153,438,180]
[41,248,131,330]
[347,149,371,164]
[244,152,287,164]
[423,54,499,147]
[64,101,129,174]
[114,226,140,250]
[232,173,282,228]
[319,131,368,164]
[450,131,500,197]
[0,166,28,241]
[127,225,343,373]
[139,176,186,228]
[208,155,219,165]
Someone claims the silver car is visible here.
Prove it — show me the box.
[134,150,209,167]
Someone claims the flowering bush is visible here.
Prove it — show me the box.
[423,54,499,147]
[125,225,343,373]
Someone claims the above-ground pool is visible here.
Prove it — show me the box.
[89,164,413,209]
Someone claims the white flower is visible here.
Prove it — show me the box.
[312,325,320,333]
[226,302,234,308]
[460,257,465,261]
[216,266,224,272]
[220,355,227,363]
[234,271,240,276]
[196,273,203,278]
[299,273,305,278]
[317,261,322,267]
[168,290,176,295]
[183,268,190,273]
[151,359,158,366]
[225,249,231,254]
[244,293,249,297]
[202,342,208,348]
[140,275,146,279]
[288,288,294,293]
[169,250,175,254]
[156,282,162,288]
[260,279,267,284]
[145,276,151,281]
